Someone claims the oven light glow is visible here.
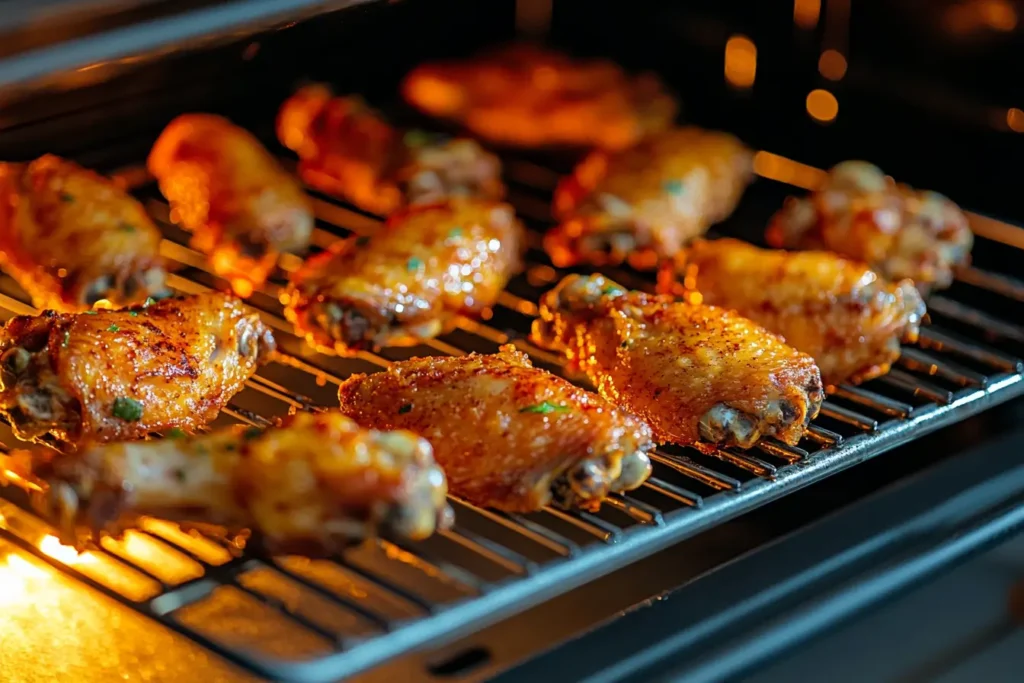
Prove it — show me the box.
[724,36,757,89]
[39,534,90,565]
[818,50,848,81]
[794,0,821,29]
[752,151,828,190]
[1007,108,1024,132]
[806,89,839,123]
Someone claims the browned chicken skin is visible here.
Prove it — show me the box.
[0,293,274,446]
[402,44,677,150]
[284,199,524,353]
[766,161,973,292]
[0,155,169,312]
[277,84,504,215]
[337,345,654,512]
[6,411,451,554]
[669,239,927,387]
[532,274,824,451]
[148,114,314,296]
[547,128,753,269]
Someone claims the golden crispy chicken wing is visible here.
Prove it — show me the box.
[277,85,504,215]
[148,114,314,296]
[0,293,274,446]
[402,44,677,150]
[284,199,524,353]
[669,239,926,387]
[337,345,654,512]
[532,274,824,450]
[546,128,753,269]
[0,155,169,312]
[766,161,973,292]
[7,411,451,554]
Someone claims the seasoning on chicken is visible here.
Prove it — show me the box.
[337,345,654,512]
[277,84,504,214]
[546,128,753,269]
[148,114,314,296]
[283,199,524,354]
[0,155,170,312]
[766,161,973,292]
[402,44,677,150]
[7,411,451,554]
[0,293,274,446]
[668,238,927,387]
[532,274,824,451]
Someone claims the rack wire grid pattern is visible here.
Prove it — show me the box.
[0,141,1022,683]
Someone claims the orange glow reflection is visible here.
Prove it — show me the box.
[753,151,828,190]
[806,89,839,123]
[1007,108,1024,132]
[944,0,1018,35]
[725,35,757,89]
[794,0,822,28]
[39,535,92,566]
[818,50,848,81]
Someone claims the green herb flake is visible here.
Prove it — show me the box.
[519,401,570,415]
[173,469,187,482]
[355,236,371,247]
[166,427,187,440]
[398,403,412,414]
[601,285,622,296]
[62,330,70,348]
[59,192,75,203]
[446,226,463,241]
[111,397,143,421]
[143,297,157,308]
[128,311,139,317]
[107,323,120,332]
[242,426,262,441]
[224,443,237,452]
[406,256,424,272]
[663,179,685,195]
[118,222,135,233]
[83,310,98,315]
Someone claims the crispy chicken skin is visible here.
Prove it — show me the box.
[337,345,654,512]
[669,239,927,387]
[277,85,504,215]
[401,44,677,150]
[284,200,524,353]
[532,274,824,451]
[547,128,753,269]
[7,411,451,554]
[0,155,169,312]
[766,161,973,292]
[148,114,314,296]
[0,293,274,446]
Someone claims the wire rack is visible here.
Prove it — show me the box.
[0,142,1022,683]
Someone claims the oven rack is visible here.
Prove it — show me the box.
[0,147,1022,683]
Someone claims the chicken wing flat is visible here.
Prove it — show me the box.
[670,239,926,387]
[284,200,524,353]
[532,274,824,450]
[401,44,677,150]
[0,293,274,446]
[148,114,314,296]
[546,128,753,269]
[277,85,504,215]
[337,345,654,512]
[766,161,973,292]
[0,155,169,312]
[7,411,451,554]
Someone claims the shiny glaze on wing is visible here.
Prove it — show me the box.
[277,85,504,214]
[284,200,524,353]
[671,239,926,387]
[148,114,314,296]
[547,128,753,269]
[0,155,169,312]
[402,44,677,150]
[766,161,973,292]
[0,293,274,445]
[12,411,451,554]
[532,274,824,450]
[337,345,654,512]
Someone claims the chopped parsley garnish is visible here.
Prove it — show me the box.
[447,227,463,240]
[118,222,135,233]
[172,469,186,482]
[59,192,75,203]
[663,179,685,195]
[128,311,139,317]
[224,443,237,452]
[143,297,157,308]
[398,403,412,414]
[355,236,371,247]
[404,130,445,148]
[83,310,98,315]
[519,401,570,415]
[62,330,70,348]
[406,256,424,272]
[601,285,622,296]
[107,323,120,332]
[242,426,262,441]
[166,427,187,439]
[112,397,143,421]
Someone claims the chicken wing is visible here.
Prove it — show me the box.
[6,411,451,554]
[0,292,274,446]
[401,44,677,150]
[532,274,824,450]
[148,114,314,296]
[337,345,654,512]
[766,161,973,292]
[277,85,504,215]
[284,200,524,353]
[668,239,927,387]
[546,127,753,269]
[0,155,169,312]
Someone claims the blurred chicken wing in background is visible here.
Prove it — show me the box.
[0,155,169,312]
